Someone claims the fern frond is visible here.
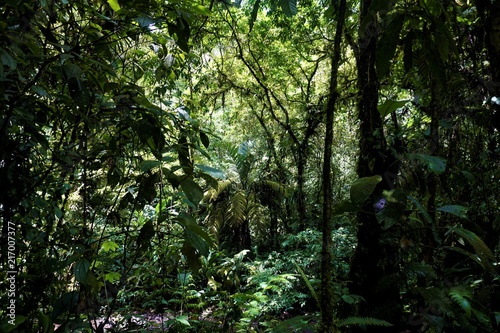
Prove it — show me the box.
[260,180,291,197]
[228,190,248,226]
[449,286,472,318]
[292,259,320,309]
[338,316,393,327]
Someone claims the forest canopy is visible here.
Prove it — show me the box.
[1,0,499,332]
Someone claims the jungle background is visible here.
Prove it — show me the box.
[0,0,499,332]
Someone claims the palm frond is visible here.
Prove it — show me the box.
[292,259,320,309]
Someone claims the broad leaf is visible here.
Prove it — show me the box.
[195,164,225,179]
[104,272,122,283]
[107,0,121,11]
[176,315,190,326]
[180,178,203,206]
[408,153,447,175]
[140,160,161,173]
[200,131,210,148]
[437,205,468,219]
[102,240,119,252]
[447,227,496,272]
[0,48,17,71]
[177,213,213,257]
[51,291,79,320]
[378,99,410,118]
[280,0,297,17]
[74,258,91,284]
[350,175,382,208]
[377,14,405,79]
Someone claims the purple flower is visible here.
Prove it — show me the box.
[373,198,387,213]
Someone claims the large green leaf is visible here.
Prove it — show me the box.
[377,14,405,79]
[51,291,79,320]
[0,48,17,71]
[168,17,191,53]
[180,178,203,206]
[446,227,496,273]
[107,0,121,11]
[350,175,382,208]
[408,153,447,175]
[195,164,225,179]
[177,213,213,257]
[280,0,297,17]
[377,99,410,118]
[176,315,191,326]
[437,205,468,219]
[102,240,119,252]
[140,160,161,173]
[74,258,91,284]
[199,131,210,148]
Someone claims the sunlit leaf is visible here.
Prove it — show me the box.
[107,0,120,11]
[192,4,211,16]
[176,315,190,326]
[377,99,410,118]
[104,272,121,283]
[102,240,119,252]
[195,164,225,179]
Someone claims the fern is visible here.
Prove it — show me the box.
[292,259,320,308]
[449,286,472,318]
[338,316,393,327]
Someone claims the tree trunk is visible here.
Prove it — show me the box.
[319,0,346,331]
[347,1,402,331]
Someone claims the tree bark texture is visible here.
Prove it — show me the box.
[347,0,402,331]
[319,0,346,332]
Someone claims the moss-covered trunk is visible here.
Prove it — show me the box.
[347,0,402,331]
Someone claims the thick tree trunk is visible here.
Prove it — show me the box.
[347,1,402,331]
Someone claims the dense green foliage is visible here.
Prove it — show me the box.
[1,0,499,332]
